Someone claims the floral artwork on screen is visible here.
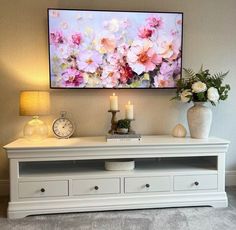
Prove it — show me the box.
[48,9,183,88]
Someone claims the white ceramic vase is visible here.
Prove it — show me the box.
[187,102,212,139]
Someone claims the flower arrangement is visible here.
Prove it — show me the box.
[49,10,182,88]
[173,67,230,105]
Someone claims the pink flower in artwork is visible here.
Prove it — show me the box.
[119,64,134,84]
[62,68,84,87]
[117,43,129,57]
[107,52,122,66]
[170,29,179,36]
[146,16,163,29]
[50,10,60,18]
[106,45,129,67]
[154,74,175,88]
[100,37,116,53]
[96,35,116,53]
[138,26,154,39]
[177,19,182,25]
[157,38,181,60]
[127,39,162,75]
[72,33,82,46]
[53,43,76,60]
[106,49,133,84]
[50,31,64,46]
[101,65,120,87]
[77,50,103,73]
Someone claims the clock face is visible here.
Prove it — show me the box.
[52,118,75,138]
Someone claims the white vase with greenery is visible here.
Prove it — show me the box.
[173,66,230,139]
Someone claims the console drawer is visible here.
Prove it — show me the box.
[72,178,120,195]
[174,175,217,191]
[125,176,170,193]
[19,180,68,198]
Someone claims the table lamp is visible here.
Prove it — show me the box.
[19,91,50,141]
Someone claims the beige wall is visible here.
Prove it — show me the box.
[0,0,236,180]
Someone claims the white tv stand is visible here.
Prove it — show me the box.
[4,135,229,219]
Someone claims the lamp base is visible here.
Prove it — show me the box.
[24,116,48,141]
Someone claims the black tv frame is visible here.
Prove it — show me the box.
[47,8,183,89]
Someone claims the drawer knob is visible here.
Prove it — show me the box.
[40,188,45,193]
[194,181,199,186]
[145,184,150,188]
[94,186,99,190]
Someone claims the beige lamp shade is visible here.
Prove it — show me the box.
[20,91,50,116]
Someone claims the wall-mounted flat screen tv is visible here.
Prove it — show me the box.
[48,9,183,89]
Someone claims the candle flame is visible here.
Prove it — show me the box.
[128,101,131,105]
[113,93,115,96]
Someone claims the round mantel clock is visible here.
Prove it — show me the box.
[52,111,75,139]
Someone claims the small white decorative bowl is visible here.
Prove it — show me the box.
[105,159,135,171]
[116,128,129,134]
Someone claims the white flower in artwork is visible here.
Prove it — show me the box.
[207,87,219,103]
[180,89,192,103]
[192,81,207,93]
[104,19,120,32]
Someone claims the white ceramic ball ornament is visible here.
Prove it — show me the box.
[172,124,187,138]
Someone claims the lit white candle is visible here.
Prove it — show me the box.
[125,101,134,119]
[110,93,118,110]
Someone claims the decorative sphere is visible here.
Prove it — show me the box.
[172,123,187,138]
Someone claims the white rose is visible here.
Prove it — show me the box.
[207,87,219,103]
[192,81,207,93]
[180,90,192,103]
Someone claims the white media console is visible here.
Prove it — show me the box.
[4,135,229,219]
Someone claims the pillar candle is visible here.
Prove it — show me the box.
[110,93,118,110]
[125,101,134,119]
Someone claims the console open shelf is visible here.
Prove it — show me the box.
[19,157,217,179]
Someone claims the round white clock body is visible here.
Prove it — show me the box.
[52,112,75,139]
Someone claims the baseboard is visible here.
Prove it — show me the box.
[226,171,236,186]
[0,179,9,196]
